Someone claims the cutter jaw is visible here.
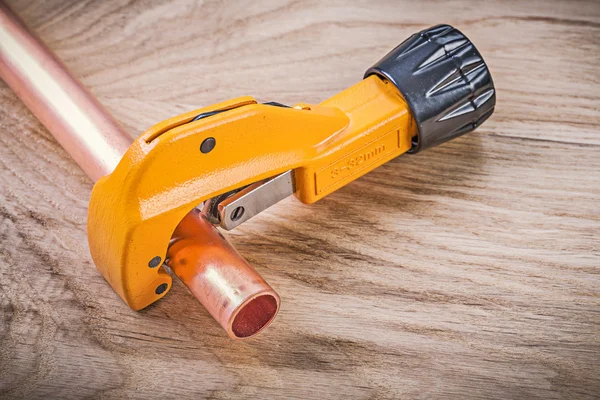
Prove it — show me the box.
[88,97,352,309]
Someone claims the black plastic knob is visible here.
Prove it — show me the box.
[365,24,496,153]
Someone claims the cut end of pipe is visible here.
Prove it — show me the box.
[168,210,280,340]
[230,292,279,339]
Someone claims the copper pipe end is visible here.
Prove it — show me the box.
[168,210,280,339]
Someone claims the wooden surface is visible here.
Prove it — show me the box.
[1,1,599,399]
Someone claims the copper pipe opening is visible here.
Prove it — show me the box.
[231,293,279,338]
[168,210,280,339]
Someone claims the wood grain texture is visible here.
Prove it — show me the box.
[1,0,599,399]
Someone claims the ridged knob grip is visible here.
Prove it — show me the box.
[365,24,496,153]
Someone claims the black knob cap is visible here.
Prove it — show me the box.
[365,25,496,153]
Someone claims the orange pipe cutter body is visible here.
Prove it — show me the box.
[89,75,417,310]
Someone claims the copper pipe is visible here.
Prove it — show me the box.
[0,2,131,182]
[0,3,279,338]
[168,209,280,339]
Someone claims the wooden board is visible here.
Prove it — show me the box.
[1,1,599,398]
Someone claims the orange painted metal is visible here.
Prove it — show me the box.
[0,3,131,182]
[87,76,415,311]
[87,97,350,310]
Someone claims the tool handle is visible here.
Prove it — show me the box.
[365,24,496,153]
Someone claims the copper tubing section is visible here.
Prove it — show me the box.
[0,4,279,338]
[168,209,280,339]
[0,2,131,182]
